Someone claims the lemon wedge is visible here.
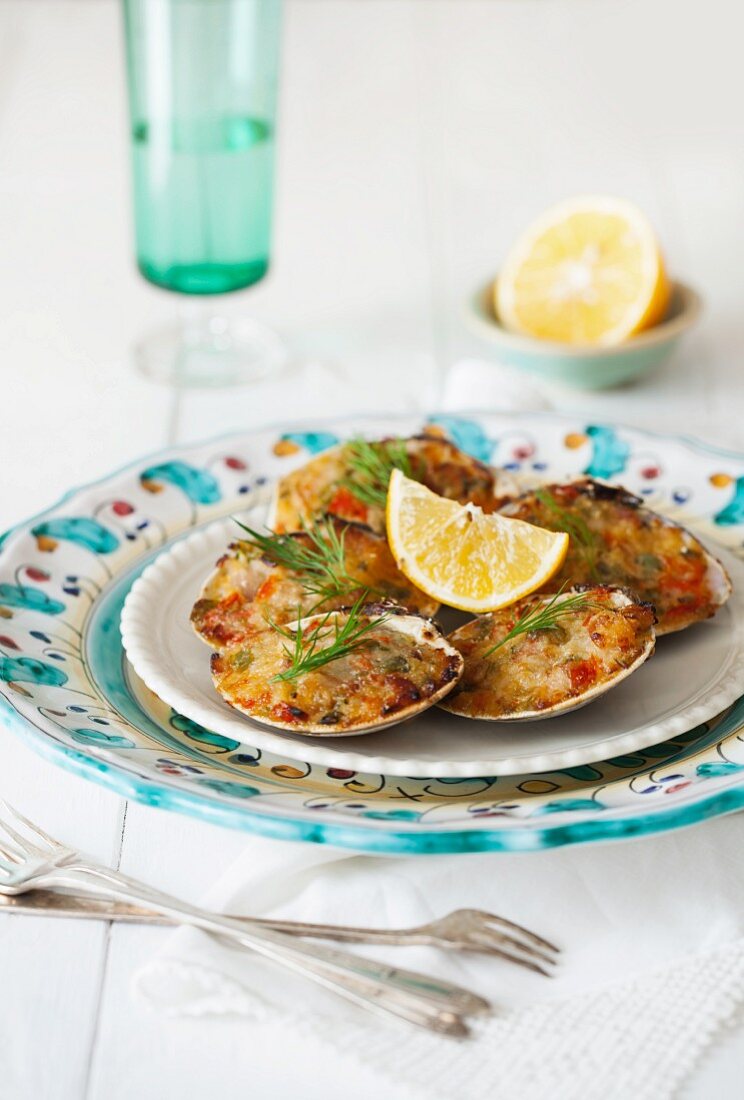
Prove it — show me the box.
[386,470,569,613]
[495,196,670,346]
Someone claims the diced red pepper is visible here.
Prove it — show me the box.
[326,487,369,522]
[568,657,599,693]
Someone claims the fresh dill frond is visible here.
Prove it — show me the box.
[483,587,598,659]
[234,517,364,605]
[534,488,600,579]
[341,437,415,509]
[269,595,390,683]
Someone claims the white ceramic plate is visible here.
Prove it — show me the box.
[121,510,744,779]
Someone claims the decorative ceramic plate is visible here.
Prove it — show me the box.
[2,412,744,853]
[121,516,744,779]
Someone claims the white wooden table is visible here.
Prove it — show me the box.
[1,2,743,1096]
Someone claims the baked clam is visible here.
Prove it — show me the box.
[191,517,439,650]
[499,478,732,634]
[269,434,497,535]
[439,585,656,721]
[210,604,464,736]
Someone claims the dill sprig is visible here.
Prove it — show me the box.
[341,437,415,509]
[535,488,600,579]
[269,595,390,683]
[483,587,597,659]
[234,517,364,605]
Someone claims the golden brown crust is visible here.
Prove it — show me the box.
[439,585,656,721]
[410,434,497,511]
[211,609,463,734]
[499,478,732,634]
[271,435,497,535]
[191,518,439,650]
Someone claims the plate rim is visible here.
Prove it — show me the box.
[3,693,744,854]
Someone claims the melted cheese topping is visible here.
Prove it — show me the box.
[440,586,655,720]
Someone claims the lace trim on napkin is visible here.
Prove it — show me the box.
[134,937,744,1100]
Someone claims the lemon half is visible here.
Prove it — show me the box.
[496,196,670,346]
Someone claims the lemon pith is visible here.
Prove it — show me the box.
[386,470,569,613]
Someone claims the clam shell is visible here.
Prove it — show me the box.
[190,519,440,650]
[439,586,656,722]
[499,478,732,634]
[210,607,464,736]
[268,434,498,534]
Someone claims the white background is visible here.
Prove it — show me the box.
[1,1,744,1096]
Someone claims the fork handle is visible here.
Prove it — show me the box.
[37,863,486,1033]
[254,917,434,945]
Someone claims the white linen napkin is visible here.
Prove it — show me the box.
[134,815,744,1099]
[135,363,744,1097]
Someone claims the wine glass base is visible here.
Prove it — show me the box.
[135,315,286,388]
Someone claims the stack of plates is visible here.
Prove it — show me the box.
[2,412,744,854]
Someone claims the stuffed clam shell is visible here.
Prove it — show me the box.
[499,478,732,634]
[210,605,464,736]
[269,434,498,535]
[191,518,439,650]
[439,585,656,721]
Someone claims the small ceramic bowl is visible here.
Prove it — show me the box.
[466,279,702,390]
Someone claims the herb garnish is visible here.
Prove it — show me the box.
[269,595,390,683]
[342,437,416,509]
[535,488,600,579]
[483,587,597,659]
[234,517,365,606]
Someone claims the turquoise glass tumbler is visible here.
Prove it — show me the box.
[122,0,283,386]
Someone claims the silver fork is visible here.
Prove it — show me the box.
[0,893,559,976]
[0,801,488,1036]
[262,909,559,977]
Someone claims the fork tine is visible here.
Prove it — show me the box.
[0,800,64,856]
[0,811,47,858]
[0,840,25,865]
[468,910,561,954]
[469,943,556,978]
[465,926,558,968]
